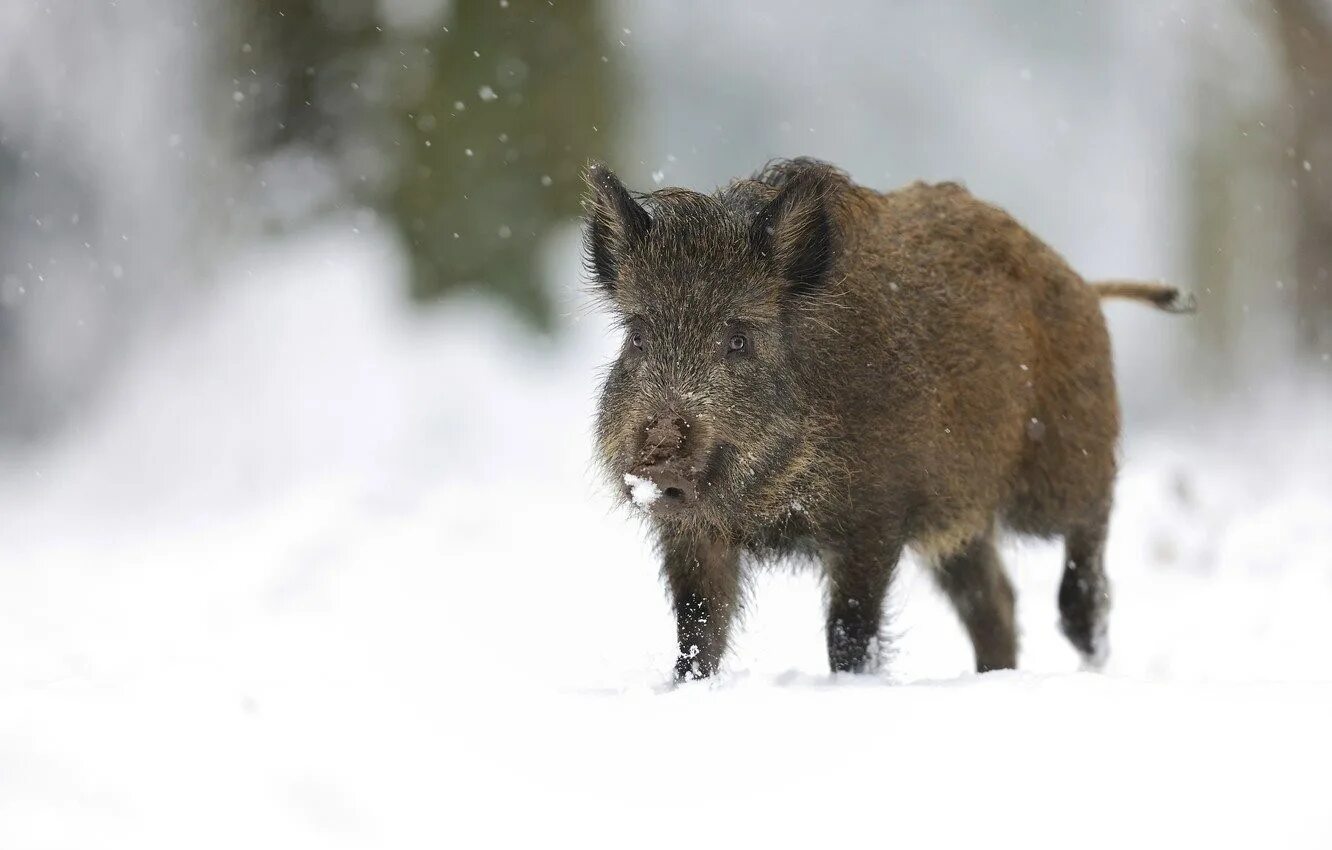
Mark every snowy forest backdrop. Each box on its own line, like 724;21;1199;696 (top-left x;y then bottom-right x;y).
1;2;1330;847
1;0;1329;437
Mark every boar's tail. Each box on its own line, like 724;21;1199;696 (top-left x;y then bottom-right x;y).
1091;280;1197;314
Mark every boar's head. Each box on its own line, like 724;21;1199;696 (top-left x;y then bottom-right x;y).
584;161;844;535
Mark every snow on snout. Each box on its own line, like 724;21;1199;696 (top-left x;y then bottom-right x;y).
623;473;662;508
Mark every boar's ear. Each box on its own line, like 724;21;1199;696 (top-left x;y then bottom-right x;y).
750;170;837;297
583;163;651;292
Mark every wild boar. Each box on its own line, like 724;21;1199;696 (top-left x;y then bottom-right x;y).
585;158;1193;680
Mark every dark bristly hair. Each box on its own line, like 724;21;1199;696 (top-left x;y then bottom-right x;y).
584;157;1191;681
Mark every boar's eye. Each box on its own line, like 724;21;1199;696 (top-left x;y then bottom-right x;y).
727;333;749;355
630;332;645;351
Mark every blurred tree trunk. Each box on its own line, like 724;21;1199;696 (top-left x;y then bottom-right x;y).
1272;0;1332;358
1186;93;1241;384
1184;27;1291;391
240;2;380;155
391;0;617;322
233;0;620;325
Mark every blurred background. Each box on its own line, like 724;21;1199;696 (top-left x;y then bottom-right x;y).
2;2;1331;846
1;0;1328;443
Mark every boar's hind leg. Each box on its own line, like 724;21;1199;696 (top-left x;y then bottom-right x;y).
662;534;741;682
824;540;902;674
1059;516;1110;669
934;532;1018;672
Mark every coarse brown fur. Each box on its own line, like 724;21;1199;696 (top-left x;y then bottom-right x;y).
584;158;1191;680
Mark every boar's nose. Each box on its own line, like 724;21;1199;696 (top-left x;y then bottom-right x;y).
639;412;691;467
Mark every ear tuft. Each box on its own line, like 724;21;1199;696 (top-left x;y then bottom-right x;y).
749;169;838;297
583;163;651;292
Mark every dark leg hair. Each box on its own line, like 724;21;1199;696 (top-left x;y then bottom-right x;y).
661;533;741;681
1059;514;1111;669
824;538;902;674
934;532;1018;672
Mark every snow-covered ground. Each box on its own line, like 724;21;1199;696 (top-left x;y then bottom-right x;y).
2;225;1330;848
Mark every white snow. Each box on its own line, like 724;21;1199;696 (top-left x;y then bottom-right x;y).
623;472;661;508
1;224;1330;847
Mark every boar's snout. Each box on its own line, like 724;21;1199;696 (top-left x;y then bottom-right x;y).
624;411;704;512
638;412;690;465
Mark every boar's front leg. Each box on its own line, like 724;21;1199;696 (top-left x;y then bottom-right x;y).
824;538;902;674
661;533;741;681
